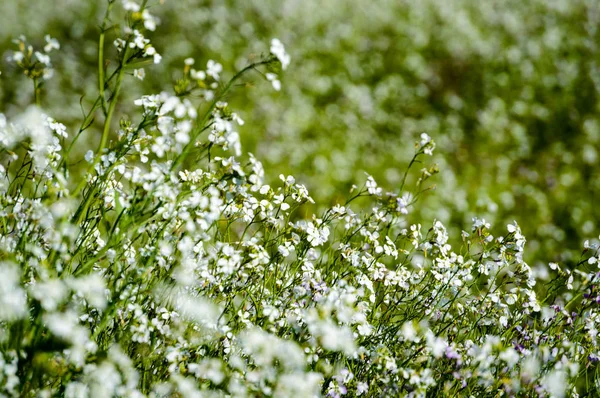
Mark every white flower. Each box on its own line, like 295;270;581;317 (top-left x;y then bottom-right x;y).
507;222;518;233
401;321;419;342
542;369;567;398
365;174;382;196
356;382;369;395
0;262;27;321
191;69;206;80
499;347;520;367
418;132;435;155
499;315;508;327
44;35;60;53
206;60;223;80
306;222;330;246
113;38;126;52
270;38;291;70
131;30;147;49
425;330;446;358
122;0;140;12
133;68;145;80
35;51;51;66
266;72;281;91
472;217;490;230
141;9;158;31
278;241;295;257
357;323;373;336
397;192;412;214
67;274;107;309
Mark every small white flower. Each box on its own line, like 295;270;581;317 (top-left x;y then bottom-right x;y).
397;192;412;214
270;38;291;70
113;38;126;52
122;0;140;12
35;51;51;66
472;217;491;230
356;321;371;336
191;69;206;80
131;30;147;49
356;382;369;396
0;262;28;321
266;72;281;91
418;132;435;155
365;174;382;196
133;68;145;80
44;35;60;53
259;185;270;195
499;315;508;327
141;9;158;31
206;60;223;80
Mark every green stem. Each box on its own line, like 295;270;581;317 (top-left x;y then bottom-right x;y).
33;78;40;107
98;2;114;115
73;54;126;197
399;151;421;193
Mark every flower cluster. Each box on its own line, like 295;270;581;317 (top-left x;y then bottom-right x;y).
0;2;599;398
7;34;59;81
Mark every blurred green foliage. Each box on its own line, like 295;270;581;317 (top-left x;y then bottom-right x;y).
2;0;600;266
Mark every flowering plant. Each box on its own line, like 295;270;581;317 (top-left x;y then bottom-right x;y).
0;1;599;397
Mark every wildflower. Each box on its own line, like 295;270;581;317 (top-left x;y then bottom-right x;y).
397;192;412;214
130;30;147;49
44;35;60;52
472;217;490;230
365;174;382;196
191;69;206;80
418;132;435;155
266;72;281;91
270;38;291;70
141;9;159;31
133;68;145;80
0;262;27;321
306;221;330;247
122;0;140;12
206;60;223;80
356;382;369;395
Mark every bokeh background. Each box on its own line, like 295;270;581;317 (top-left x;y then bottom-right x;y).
1;0;599;267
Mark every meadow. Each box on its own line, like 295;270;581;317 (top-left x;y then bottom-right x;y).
1;0;599;396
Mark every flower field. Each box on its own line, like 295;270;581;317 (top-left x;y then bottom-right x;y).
1;1;599;397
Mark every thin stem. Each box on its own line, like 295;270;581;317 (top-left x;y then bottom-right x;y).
399;151;421;193
33;78;40;107
73;49;126;197
98;2;114;115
